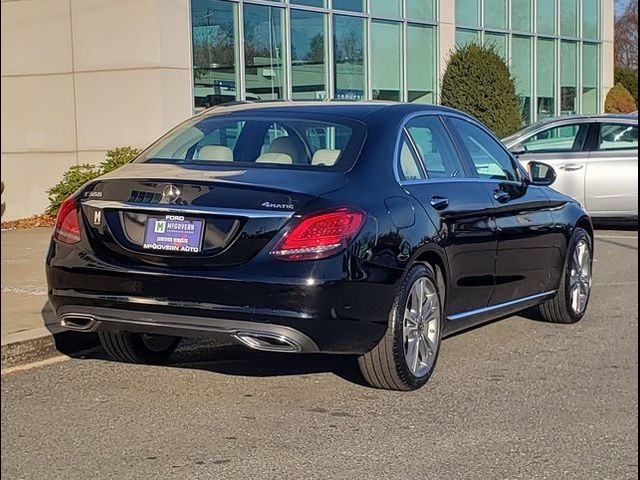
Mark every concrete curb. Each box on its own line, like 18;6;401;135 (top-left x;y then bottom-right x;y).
1;326;99;370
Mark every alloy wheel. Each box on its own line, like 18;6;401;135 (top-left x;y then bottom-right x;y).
569;238;591;315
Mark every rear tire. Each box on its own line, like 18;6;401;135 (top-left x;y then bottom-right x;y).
538;227;593;324
98;331;181;364
358;263;443;391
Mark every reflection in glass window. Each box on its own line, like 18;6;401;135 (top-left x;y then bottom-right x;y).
536;0;556;34
522;124;588;152
333;0;363;12
537;39;556;120
371;21;401;101
582;0;600;39
456;29;480;47
333;15;365;100
456;0;480;26
407;25;436;103
244;4;286;101
485;32;507;59
582;43;599;114
512;36;532;122
291;10;327;100
191;0;238;111
561;41;578;115
370;0;401;17
484;0;507;29
406;0;435;21
598;124;639;151
511;0;532;32
560;0;578;37
291;0;325;7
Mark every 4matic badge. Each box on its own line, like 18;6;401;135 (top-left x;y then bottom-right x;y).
261;201;295;210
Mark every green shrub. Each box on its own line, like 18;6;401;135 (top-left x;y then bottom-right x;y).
614;67;638;105
441;42;522;137
604;83;637;113
46;147;141;215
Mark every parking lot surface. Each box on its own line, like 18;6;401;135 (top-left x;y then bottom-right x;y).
1;230;637;479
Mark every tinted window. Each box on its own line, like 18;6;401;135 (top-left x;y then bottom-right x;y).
138;115;360;170
597;124;638;151
405;116;466;178
521;123;589;152
449;118;519;181
399;137;426;181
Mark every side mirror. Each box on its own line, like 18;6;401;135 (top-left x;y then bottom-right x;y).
528;161;557;186
509;143;528;156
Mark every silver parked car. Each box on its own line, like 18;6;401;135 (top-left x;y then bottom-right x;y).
503;114;638;221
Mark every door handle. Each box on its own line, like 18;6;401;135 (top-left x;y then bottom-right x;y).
559;164;584;171
429;195;449;210
493;190;511;203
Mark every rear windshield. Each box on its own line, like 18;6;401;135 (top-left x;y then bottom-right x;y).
136;113;365;171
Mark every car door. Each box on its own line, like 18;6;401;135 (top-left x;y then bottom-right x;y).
513;122;592;206
585;122;639;217
445;116;561;305
397;115;498;318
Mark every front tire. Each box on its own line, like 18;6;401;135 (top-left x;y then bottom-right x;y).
98;331;181;364
538;227;593;324
358;263;443;391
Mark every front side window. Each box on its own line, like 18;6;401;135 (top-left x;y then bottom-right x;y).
405;116;466;178
521;123;589;153
449;118;519;181
137;115;361;170
597;124;638;151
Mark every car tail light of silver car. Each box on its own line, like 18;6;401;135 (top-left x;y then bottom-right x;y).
53;197;81;244
270;208;365;261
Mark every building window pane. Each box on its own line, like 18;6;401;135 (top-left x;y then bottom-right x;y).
407;25;436;103
333;0;364;12
191;0;238;110
371;21;401;100
484;0;507;29
456;0;480;27
244;4;286;101
582;0;599;39
456;28;480;46
484;32;507;59
560;0;578;36
333;15;365;99
406;0;435;21
582;43;599;113
511;0;532;32
560;41;577;115
536;0;556;35
370;0;401;17
291;10;327;100
291;0;325;7
536;38;556;119
512;36;532;123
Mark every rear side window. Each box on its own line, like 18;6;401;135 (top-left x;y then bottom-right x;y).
137;115;362;170
521;123;589;152
597;123;638;151
448;118;520;181
404;116;466;178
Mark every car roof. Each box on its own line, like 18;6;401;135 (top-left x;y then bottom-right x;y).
198;100;462;122
531;113;638;126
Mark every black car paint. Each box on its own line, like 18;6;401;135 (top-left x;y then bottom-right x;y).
46;102;591;355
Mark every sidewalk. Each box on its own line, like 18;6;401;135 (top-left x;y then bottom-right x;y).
1;228;97;369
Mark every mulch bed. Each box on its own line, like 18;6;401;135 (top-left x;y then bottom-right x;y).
1;213;56;230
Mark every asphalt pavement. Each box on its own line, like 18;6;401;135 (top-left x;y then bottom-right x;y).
1;230;637;480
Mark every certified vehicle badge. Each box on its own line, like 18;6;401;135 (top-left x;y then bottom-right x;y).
161;184;181;204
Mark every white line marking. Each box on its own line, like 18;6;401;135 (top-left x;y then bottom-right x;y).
1;354;70;376
593;282;638;286
595;235;638;240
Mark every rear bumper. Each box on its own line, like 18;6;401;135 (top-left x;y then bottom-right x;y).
47;246;402;354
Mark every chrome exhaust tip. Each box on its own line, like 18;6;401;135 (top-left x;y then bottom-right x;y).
234;331;302;353
60;314;99;332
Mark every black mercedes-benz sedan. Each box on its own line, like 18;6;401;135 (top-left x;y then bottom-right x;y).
46;101;593;391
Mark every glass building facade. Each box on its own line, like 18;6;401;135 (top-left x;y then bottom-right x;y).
191;0;602;123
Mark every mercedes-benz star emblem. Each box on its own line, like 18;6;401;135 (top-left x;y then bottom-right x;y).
161;184;181;204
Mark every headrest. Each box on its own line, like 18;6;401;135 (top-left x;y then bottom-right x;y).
311;149;341;166
268;136;308;164
197;145;233;161
255;152;293;164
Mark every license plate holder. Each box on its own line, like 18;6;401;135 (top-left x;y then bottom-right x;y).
142;215;204;254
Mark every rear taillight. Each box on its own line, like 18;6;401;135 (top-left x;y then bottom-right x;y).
270;208;365;261
53;197;81;244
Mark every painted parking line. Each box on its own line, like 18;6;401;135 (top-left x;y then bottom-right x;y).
595;235;638;240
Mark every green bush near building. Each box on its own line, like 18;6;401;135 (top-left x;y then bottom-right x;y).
47;147;141;215
604;83;637;114
614;68;638;105
440;43;522;138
